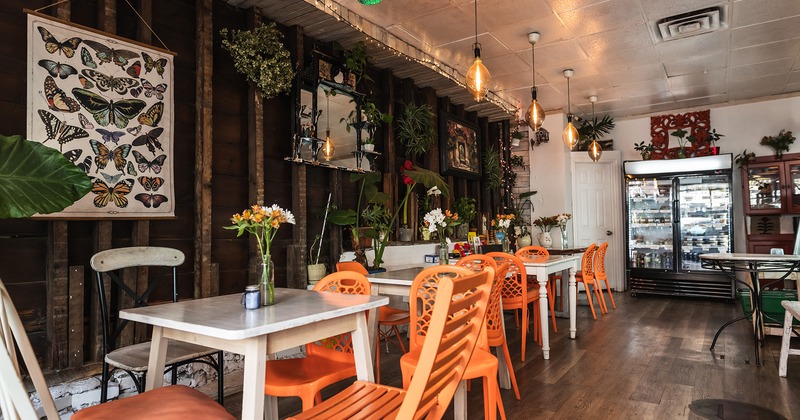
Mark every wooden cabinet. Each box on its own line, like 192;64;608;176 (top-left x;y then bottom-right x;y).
742;153;800;253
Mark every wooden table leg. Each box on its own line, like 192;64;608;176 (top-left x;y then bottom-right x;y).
145;326;168;390
496;301;511;389
241;335;269;420
352;311;375;382
569;266;577;339
454;380;468;420
537;267;550;360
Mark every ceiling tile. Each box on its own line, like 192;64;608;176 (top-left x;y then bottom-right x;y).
729;58;794;81
789;71;800;85
558;0;646;38
490;15;574;53
612;78;671;98
545;0;608;14
435;33;511;68
477;0;555;30
672;84;728;101
673;93;729;109
532;40;590;71
485;53;530;77
731;15;800;49
728;73;789;94
578;23;655;59
638;0;730;21
394;4;475;47
655;30;730;62
663;51;728;77
604;63;667;86
667;68;727;89
731;0;800;28
539;59;600;84
730;39;800;67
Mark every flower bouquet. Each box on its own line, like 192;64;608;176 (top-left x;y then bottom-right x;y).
533;215;558;232
225;204;295;306
556;213;572;249
492;213;515;252
424;208;461;264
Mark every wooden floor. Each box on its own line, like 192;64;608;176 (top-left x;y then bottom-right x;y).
224;293;800;419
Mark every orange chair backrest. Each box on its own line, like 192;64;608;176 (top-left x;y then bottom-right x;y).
397;268;493;419
515;246;549;261
484;263;510;346
486;252;528;304
455;254;498;272
408;266;475;352
335;261;369;275
581;243;598;280
595;242;608;280
308;271;371;361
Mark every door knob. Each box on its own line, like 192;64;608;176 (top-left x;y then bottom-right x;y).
606;230;613;236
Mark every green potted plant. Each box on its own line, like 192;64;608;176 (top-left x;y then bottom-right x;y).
633;141;655;160
396;103;435;158
706;128;725;155
342;99;392;152
342;41;371;85
454;197;477;239
734;149;757;168
0;134;92;218
671;128;690;158
510;121;525;147
219;23;295;99
483;145;502;189
577;114;615;151
760;129;795;159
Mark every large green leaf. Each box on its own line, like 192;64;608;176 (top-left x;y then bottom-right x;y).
405;166;450;198
0;134;92;218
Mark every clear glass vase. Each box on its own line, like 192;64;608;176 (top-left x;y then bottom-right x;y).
260;260;275;306
502;236;510;253
439;241;449;265
561;227;569;249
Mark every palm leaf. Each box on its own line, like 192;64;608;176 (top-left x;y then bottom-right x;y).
0;134;92;218
404;166;450;197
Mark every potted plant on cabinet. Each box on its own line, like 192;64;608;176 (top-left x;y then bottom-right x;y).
633;141;655;160
760;129;796;159
454;197;477;239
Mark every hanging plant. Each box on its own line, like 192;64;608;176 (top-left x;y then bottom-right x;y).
484;145;502;189
220;23;295;99
396;103;435;158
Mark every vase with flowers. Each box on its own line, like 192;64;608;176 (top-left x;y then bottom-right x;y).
225;204;295;306
492;213;515;253
556;213;572;249
533;215;558;249
424;208;461;265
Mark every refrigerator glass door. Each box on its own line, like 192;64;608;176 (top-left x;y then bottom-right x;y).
678;174;732;271
627;177;675;270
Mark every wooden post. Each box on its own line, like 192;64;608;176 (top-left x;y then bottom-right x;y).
288;25;306;289
194;0;214;298
68;266;84;368
247;9;265;285
329;171;342;265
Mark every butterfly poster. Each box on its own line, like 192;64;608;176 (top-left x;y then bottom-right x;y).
26;12;175;218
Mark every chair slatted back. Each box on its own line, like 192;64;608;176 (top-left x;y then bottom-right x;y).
91;247;185;354
581;243;599;280
397;268;493;419
308;272;371;361
455;254;497;272
0;278;59;419
407;266;475;352
515;246;549;261
595;242;608;280
335;261;369;275
487;253;528;304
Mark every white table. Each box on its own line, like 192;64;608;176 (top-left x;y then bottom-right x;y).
520;254;581;359
120;288;388;420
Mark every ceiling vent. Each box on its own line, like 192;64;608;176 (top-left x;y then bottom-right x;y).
655;6;726;42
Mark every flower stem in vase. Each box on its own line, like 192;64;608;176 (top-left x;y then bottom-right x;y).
260;259;275;306
561;227;569;249
438;241;449;265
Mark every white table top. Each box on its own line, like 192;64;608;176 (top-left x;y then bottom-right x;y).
520;254;581;266
700;253;800;262
367;267;425;285
120;288;388;340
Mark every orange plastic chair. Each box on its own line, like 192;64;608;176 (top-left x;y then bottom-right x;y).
401;265;510;420
286;268;493;419
515;246;558;333
263;271;371;411
0;277;233;420
575;244;606;319
594;242;615;311
336;261;409;383
488;252;541;360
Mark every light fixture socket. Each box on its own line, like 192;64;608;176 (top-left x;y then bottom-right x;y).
528;32;540;45
531;86;538;100
563;69;574;79
473;43;482;58
589;95;598;103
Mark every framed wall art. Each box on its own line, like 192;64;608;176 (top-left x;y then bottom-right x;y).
649;110;711;160
439;112;481;179
26;12;175;219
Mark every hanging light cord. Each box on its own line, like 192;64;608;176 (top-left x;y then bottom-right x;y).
474;0;478;46
531;45;536;87
567;76;571;116
326;93;330;132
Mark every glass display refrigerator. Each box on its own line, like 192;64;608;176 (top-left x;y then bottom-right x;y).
624;154;734;300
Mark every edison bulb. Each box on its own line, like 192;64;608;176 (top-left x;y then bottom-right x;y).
466;53;491;101
322;131;335;161
562;116;579;149
526;98;545;131
588;140;602;162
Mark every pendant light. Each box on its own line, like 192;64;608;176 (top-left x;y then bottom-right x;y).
561;69;579;150
526;32;545;134
322;92;335;161
465;0;491;101
587;96;602;162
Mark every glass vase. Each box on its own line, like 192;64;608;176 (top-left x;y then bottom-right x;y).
561;227;569;249
501;236;510;253
260;260;275;306
439;241;449;265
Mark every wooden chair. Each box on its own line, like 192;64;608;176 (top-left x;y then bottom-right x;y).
487;252;541;360
264;271;371;411
0;276;233;420
401;265;509;420
574;244;606;319
90;247;223;403
779;300;800;377
286;268;493;419
594;242;615;311
515;246;559;333
336;261;409;383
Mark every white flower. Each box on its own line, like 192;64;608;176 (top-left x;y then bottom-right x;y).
427;186;442;196
556;213;572;223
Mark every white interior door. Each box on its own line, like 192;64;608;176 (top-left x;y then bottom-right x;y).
571;151;625;291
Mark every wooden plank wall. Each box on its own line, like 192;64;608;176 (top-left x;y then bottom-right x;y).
0;0;509;375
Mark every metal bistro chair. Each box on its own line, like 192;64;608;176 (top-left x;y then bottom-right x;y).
0;276;233;420
287;268;493;419
91;247;223;403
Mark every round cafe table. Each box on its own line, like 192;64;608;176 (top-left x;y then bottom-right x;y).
700;253;800;366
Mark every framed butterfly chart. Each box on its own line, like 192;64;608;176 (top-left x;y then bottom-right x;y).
26;12;175;219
